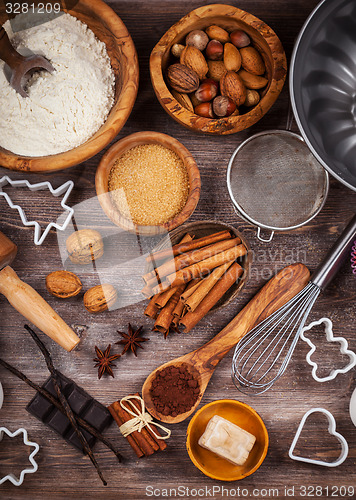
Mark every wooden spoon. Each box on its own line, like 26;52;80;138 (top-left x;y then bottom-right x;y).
0;26;54;97
142;263;310;423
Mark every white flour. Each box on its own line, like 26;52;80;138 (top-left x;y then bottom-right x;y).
0;13;115;157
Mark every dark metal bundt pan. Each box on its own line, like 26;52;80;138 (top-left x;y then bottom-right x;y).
290;0;356;191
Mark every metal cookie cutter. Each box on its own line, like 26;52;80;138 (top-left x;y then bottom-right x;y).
300;318;356;383
0;382;3;409
289;408;349;467
0;427;40;486
0;176;74;245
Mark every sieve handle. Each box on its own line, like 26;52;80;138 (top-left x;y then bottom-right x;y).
257;227;274;243
311;213;356;291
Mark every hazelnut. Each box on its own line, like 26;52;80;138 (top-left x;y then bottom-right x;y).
206;40;223;60
244;89;260;107
186;30;209;51
201;78;219;93
230;30;251;48
194;102;214;118
195;81;217;102
171;43;185;58
212;96;236;117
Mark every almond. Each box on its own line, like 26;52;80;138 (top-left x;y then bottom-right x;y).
166;63;199;93
223;43;241;72
238;69;268;89
244;89;260;107
220;70;247;106
207;60;227;81
180;45;208;80
46;270;82;299
240;46;266;75
84;284;117;313
205;25;230;43
171;90;194;112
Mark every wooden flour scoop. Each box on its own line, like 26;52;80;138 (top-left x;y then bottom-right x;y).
142;263;310;424
0;26;54;98
0;231;80;351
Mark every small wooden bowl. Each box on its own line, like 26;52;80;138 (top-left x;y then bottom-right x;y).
95;131;201;235
148;220;251;311
0;0;139;172
186;399;269;481
150;4;287;135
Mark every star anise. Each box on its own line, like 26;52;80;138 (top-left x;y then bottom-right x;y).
93;344;120;379
116;324;149;356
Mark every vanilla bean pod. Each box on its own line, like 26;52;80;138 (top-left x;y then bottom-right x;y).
24;325;107;486
0;357;123;462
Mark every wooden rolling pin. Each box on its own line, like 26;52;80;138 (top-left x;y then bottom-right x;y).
0;231;80;351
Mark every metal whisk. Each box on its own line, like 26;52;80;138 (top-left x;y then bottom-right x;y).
232;214;356;394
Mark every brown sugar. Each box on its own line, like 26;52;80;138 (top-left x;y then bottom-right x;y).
108;144;189;226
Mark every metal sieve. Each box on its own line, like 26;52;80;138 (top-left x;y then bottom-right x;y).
227;130;329;242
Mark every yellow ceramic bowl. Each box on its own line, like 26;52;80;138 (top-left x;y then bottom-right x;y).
186;399;268;481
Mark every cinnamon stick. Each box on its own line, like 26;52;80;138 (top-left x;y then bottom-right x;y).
153;244;247;293
144;233;193;282
120;399;159;452
130;393;167;452
180;279;202;302
185;261;233;312
108;403;144;458
109;401;155;457
154;285;185;334
145;237;241;284
146;230;231;264
179;262;243;333
155;286;176;308
172;280;197;318
144;294;161;319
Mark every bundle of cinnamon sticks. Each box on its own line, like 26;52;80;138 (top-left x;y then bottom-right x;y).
109;393;167;458
143;230;247;335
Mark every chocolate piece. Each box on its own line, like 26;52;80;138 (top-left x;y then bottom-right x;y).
27;372;112;453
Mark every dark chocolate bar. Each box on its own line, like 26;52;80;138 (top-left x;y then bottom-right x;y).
26;372;112;453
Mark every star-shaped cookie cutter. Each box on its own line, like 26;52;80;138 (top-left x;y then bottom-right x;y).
0;175;74;246
300;317;356;383
0;427;40;486
289;408;349;467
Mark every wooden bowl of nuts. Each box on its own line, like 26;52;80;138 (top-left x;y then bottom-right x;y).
150;4;287;135
0;0;139;172
95;131;201;236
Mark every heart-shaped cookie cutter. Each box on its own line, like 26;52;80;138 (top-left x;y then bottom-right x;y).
289;408;349;467
0;427;40;486
0;175;74;246
300;317;356;382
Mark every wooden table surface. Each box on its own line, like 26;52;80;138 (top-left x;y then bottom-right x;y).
1;1;356;498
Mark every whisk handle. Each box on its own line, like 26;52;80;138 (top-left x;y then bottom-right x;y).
312;213;356;291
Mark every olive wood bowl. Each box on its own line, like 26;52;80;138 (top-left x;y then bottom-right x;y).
95;131;201;236
186;399;268;481
0;0;139;172
150;3;287;135
147;220;251;311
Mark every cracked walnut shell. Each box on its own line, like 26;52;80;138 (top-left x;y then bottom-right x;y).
66;229;104;265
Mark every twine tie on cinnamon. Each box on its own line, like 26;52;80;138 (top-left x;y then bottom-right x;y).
119;395;171;440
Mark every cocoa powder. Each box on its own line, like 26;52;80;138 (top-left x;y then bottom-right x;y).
150;363;200;417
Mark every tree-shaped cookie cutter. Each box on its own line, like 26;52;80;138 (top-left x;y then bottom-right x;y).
0;427;40;486
300;318;356;382
0;175;74;245
289;408;349;467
